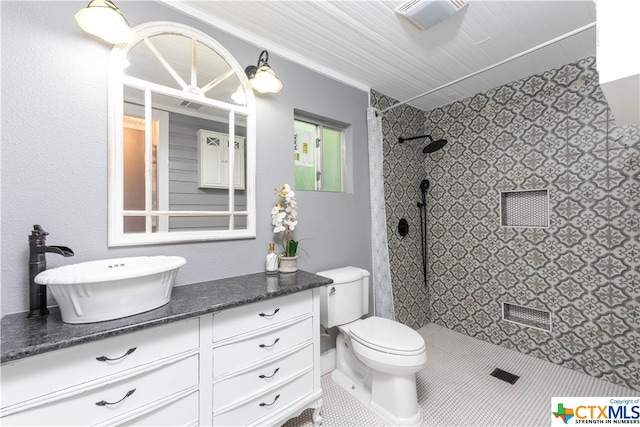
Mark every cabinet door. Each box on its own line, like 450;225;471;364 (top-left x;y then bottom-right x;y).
119;390;199;426
213;370;314;427
212;291;311;343
197;130;245;189
213;344;313;411
197;130;225;188
2;355;199;426
1;318;199;411
213;317;312;378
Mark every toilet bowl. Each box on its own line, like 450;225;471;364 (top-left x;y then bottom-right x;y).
317;267;427;426
347;317;427;374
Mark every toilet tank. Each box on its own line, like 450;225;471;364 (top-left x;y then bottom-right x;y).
316;266;370;328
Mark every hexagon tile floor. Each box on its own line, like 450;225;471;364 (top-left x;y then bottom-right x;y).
284;323;638;427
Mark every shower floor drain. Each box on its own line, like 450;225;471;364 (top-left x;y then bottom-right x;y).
490;368;519;385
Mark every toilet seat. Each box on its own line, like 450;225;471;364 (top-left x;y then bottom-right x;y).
348;317;426;356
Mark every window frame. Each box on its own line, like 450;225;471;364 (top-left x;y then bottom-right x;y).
294;113;347;193
108;22;256;246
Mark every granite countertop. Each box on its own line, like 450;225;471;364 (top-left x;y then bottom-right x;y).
1;270;333;364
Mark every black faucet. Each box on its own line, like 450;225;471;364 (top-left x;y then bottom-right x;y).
28;225;74;318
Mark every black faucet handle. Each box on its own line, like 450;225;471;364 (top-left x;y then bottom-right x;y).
30;225;49;247
32;224;48;236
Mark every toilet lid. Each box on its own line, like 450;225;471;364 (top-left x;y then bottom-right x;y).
349;317;426;356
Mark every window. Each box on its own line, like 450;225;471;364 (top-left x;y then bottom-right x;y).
294;116;346;192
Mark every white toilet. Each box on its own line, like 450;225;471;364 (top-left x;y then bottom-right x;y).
317;266;427;426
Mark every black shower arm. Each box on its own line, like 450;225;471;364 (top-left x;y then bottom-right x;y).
398;135;434;144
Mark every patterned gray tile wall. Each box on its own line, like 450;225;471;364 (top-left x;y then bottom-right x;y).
371;56;640;391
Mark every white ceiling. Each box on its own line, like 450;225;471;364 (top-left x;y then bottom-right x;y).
165;0;597;112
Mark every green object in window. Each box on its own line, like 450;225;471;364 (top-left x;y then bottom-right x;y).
322;127;342;192
293;118;345;192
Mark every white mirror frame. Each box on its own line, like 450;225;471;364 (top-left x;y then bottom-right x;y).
108;22;256;246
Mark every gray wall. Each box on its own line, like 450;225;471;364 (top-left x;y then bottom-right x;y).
1;1;372;315
373;57;640;391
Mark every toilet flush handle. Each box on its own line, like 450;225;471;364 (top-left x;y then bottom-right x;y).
330;286;336;295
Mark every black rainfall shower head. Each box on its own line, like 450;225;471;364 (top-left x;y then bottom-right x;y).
423;138;447;153
398;134;448;154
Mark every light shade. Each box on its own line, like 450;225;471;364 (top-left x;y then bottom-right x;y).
245;50;283;94
251;65;283;94
75;0;136;45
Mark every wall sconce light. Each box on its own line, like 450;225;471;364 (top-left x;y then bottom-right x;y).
75;0;136;45
244;50;283;94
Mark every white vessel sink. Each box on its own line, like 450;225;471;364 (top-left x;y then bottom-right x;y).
35;256;186;324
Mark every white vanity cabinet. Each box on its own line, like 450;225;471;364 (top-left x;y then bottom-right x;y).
1;317;200;426
1;288;323;427
211;290;323;426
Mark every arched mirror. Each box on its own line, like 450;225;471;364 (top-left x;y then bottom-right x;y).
108;22;256;246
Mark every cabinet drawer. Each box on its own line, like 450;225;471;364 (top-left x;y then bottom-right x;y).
213;317;312;377
213;344;313;411
118;390;199;426
213;370;313;427
2;354;199;426
1;318;199;410
212;291;310;342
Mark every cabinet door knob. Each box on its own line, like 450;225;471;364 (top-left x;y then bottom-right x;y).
259;338;280;349
95;347;137;362
258;367;280;379
95;388;136;406
259;394;280;407
258;308;280;318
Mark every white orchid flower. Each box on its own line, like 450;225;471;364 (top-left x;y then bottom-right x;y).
271;184;301;257
285;220;297;231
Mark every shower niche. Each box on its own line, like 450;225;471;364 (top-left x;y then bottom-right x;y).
502;302;552;332
500;189;549;228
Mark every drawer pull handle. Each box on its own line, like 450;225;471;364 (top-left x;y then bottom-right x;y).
95;388;136;406
259;338;280;349
259;367;280;379
259;394;280;407
259;308;280;318
96;347;137;362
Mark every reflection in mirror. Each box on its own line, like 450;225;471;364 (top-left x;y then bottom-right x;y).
109;22;255;246
125;33;245;106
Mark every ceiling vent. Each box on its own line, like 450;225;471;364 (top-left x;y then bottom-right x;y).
395;0;468;30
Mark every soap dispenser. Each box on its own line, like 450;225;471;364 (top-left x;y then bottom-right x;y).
266;242;278;274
